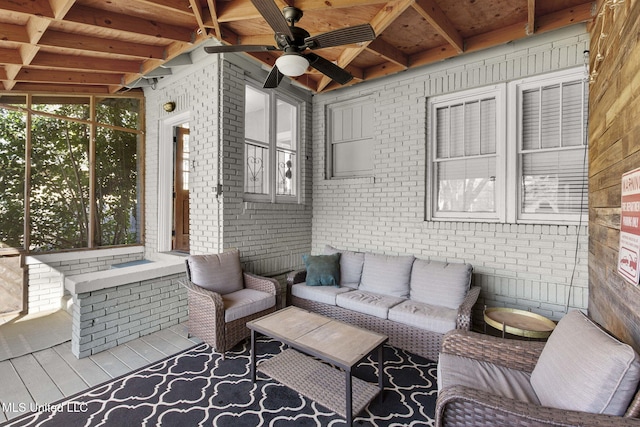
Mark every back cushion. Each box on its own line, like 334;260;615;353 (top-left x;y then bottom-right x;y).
359;253;414;298
530;310;640;416
324;245;365;287
410;259;472;309
187;249;244;294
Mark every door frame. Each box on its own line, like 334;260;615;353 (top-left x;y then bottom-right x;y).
158;111;190;253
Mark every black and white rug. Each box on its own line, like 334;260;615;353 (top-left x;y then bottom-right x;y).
2;338;437;426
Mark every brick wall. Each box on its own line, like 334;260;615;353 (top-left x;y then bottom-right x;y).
25;247;144;313
311;25;590;322
71;273;187;358
144;53;313;278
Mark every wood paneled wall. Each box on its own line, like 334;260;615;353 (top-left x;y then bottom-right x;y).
588;0;640;351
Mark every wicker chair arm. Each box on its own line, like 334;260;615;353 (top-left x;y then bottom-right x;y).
179;279;224;306
286;268;307;286
441;329;545;373
455;286;480;330
243;272;278;296
436;384;640;427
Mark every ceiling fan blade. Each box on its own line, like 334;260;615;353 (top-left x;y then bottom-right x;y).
305;24;375;50
250;0;293;39
304;53;352;85
263;65;285;88
205;45;277;54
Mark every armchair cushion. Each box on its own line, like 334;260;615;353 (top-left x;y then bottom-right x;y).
222;288;276;322
187;250;244;294
438;353;540;404
302;253;341;287
530;310;640;416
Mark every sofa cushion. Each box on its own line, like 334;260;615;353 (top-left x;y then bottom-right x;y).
336;290;405;319
223;288;275;322
410;259;472;309
187;250;243;295
388;300;458;334
438;353;540;404
302;253;341;287
359;253;415;298
530;310;640;416
291;282;353;306
324;245;365;288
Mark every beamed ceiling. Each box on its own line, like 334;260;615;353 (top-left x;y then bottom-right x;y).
0;0;595;94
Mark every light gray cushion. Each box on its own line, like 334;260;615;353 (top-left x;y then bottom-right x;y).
359;253;415;298
335;290;405;319
324;245;365;288
187;250;244;294
388;300;457;334
410;259;472;309
223;288;275;322
438;353;540;404
291;282;353;306
530;310;640;416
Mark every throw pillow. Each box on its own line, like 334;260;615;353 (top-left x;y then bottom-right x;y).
302;253;341;287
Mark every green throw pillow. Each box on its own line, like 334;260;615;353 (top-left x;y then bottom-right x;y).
302;253;341;287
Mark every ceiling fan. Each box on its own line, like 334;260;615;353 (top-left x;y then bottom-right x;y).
204;0;376;89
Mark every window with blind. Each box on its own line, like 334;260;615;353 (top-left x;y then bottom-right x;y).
430;85;505;220
516;73;588;222
244;83;299;202
327;98;374;178
428;67;588;224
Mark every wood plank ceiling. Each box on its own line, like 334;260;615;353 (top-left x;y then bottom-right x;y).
0;0;595;94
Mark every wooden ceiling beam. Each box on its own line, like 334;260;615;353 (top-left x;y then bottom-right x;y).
63;4;195;42
38;30;167;59
11;82;112;94
366;37;408;68
1;0;54;18
48;0;76;19
527;0;536;35
15;68;123;85
189;0;209;37
0;23;31;44
129;0;193;17
318;0;413;91
216;0;382;22
31;52;142;74
205;0;223;39
534;2;594;34
412;0;464;53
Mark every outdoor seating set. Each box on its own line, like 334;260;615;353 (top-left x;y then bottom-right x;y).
180;248;640;426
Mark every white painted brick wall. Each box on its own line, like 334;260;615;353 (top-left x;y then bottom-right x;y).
311;25;590;322
25;248;144;313
71;273;187;358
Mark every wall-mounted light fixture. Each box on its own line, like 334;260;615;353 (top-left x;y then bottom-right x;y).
163;101;176;112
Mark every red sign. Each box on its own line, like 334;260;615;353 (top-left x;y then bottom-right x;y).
618;167;640;285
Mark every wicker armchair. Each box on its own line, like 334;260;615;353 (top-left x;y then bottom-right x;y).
180;250;278;357
436;323;640;427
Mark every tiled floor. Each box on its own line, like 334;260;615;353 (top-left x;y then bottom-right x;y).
0;320;201;423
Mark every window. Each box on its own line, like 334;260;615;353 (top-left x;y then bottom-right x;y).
244;84;299;201
326;98;374;178
430;85;506;221
429;68;588;224
514;72;589;222
0;94;143;252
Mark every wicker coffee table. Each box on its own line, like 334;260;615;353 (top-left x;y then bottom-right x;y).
247;306;388;425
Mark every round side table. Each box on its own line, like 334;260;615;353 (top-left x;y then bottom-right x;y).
484;307;556;339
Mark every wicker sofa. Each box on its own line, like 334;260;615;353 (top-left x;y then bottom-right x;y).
287;245;480;361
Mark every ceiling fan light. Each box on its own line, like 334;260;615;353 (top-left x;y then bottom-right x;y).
275;54;309;77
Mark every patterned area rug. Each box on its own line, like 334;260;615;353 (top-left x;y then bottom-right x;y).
1;337;437;426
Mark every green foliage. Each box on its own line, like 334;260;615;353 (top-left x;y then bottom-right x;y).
0;98;141;251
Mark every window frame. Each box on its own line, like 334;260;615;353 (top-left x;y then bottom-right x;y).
428;84;507;222
326;97;375;179
243;80;301;204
